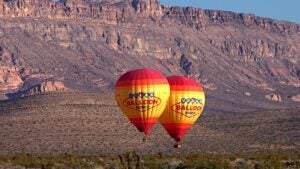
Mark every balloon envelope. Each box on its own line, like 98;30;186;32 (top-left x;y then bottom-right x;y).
159;76;205;142
115;69;170;136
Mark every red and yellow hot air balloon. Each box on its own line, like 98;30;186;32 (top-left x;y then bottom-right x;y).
159;76;205;148
115;69;170;141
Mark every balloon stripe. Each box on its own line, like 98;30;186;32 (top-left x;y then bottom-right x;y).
116;85;170;90
116;79;168;87
131;121;156;135
160;123;193;128
129;117;159;123
115;69;170;137
164;127;190;142
159;76;205;143
117;69;166;81
167;76;201;86
170;85;203;91
117;77;167;82
129;117;159;135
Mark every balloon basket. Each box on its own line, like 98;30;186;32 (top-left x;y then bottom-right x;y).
174;143;181;149
143;136;148;143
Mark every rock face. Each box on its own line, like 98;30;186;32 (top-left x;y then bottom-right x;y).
0;47;23;93
0;46;69;97
0;66;23;93
265;94;282;102
132;0;162;16
290;95;300;102
0;0;162;21
244;92;251;97
0;0;299;33
164;7;300;33
0;47;16;66
22;80;69;97
0;0;299;112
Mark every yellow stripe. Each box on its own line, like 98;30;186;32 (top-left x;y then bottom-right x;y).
115;84;170;120
159;90;205;124
116;84;170;89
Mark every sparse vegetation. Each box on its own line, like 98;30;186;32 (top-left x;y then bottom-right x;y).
0;93;299;169
0;151;300;169
0;93;300;155
0;0;299;167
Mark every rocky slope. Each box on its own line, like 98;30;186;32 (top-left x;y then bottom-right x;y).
0;0;299;112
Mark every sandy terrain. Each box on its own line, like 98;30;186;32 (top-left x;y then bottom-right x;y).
0;93;299;155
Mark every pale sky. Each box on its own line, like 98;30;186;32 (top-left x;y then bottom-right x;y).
160;0;300;24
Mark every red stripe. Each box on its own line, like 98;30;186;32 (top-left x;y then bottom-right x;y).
162;123;193;129
167;76;203;91
162;123;193;142
130;117;159;123
170;85;203;91
164;127;190;142
129;117;159;135
117;69;166;81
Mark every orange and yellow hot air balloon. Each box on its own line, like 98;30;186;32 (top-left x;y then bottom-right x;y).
115;69;170;141
159;76;205;148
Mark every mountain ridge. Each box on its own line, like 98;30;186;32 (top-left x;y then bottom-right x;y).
0;0;299;32
0;0;299;113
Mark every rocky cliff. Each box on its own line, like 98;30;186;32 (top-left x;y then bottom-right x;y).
0;0;299;33
0;0;163;21
164;7;300;33
0;0;299;112
0;66;23;92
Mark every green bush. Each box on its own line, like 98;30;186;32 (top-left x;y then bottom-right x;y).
0;151;299;169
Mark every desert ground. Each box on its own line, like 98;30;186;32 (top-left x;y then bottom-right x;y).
0;92;299;155
0;0;299;168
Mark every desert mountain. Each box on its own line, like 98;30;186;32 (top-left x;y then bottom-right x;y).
0;0;299;112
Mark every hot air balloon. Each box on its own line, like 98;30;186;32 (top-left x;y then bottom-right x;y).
159;76;205;148
115;69;170;142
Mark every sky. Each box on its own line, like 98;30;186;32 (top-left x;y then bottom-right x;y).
160;0;300;24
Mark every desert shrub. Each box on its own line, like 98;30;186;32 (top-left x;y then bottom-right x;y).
182;154;232;169
142;153;231;169
0;151;299;169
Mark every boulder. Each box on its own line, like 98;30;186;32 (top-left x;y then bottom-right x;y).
265;94;282;102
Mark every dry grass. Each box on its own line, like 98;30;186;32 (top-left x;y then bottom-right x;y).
0;92;299;155
0;151;299;169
